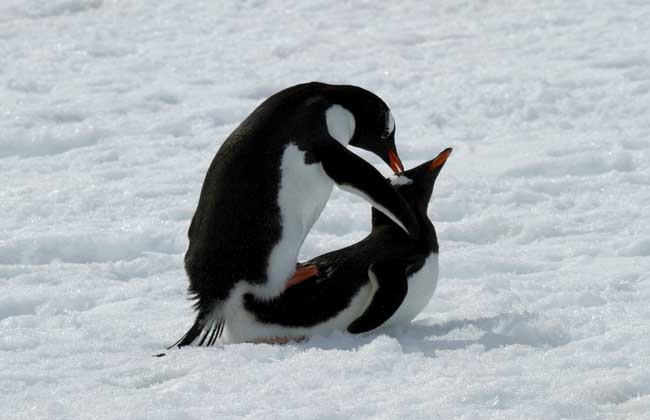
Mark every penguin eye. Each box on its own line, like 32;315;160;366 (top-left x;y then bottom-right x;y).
381;129;391;139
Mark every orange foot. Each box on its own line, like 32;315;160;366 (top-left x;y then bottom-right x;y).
286;264;319;288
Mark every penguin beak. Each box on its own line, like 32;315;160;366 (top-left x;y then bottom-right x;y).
388;147;404;174
429;148;452;171
286;264;319;288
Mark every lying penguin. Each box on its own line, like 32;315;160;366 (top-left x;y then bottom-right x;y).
227;148;452;343
173;82;420;347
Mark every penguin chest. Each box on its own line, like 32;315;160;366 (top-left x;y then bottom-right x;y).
383;253;440;328
264;144;334;295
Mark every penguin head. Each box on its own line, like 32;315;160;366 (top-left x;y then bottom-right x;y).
325;84;404;174
373;148;452;227
348;106;403;175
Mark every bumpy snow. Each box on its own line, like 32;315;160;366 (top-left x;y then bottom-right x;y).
2;1;650;419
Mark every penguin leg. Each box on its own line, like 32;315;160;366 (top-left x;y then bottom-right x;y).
286;264;319;288
347;261;409;334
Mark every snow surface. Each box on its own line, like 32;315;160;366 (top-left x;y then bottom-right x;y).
2;1;650;419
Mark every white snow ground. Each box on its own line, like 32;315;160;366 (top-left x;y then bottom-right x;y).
2;0;650;418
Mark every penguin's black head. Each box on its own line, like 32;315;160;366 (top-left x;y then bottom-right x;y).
328;84;404;174
372;148;452;227
349;106;402;175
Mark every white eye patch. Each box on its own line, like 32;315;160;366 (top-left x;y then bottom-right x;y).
387;111;395;134
326;104;356;145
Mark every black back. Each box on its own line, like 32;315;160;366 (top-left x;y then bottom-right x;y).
244;226;424;327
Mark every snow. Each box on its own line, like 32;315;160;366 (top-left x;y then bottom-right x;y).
389;174;414;186
2;0;650;419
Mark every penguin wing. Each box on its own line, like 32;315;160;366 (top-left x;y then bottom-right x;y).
347;261;409;334
315;140;420;239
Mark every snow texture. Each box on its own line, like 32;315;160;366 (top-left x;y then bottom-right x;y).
2;1;650;419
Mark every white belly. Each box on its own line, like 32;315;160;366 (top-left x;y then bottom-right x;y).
221;144;340;341
380;253;439;329
257;143;334;297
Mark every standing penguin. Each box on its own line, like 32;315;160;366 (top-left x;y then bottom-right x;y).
238;148;452;343
172;82;419;347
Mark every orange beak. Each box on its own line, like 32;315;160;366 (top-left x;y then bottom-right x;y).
388;149;404;174
286;264;319;288
429;148;452;171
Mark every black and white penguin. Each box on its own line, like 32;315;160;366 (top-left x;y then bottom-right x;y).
236;148;452;343
172;82;420;347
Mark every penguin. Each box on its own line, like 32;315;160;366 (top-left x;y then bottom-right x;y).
172;82;420;347
236;148;452;343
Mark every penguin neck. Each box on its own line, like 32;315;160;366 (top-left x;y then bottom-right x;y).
372;208;438;253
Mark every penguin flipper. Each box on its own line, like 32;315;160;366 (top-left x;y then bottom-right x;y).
347;262;408;334
315;141;420;239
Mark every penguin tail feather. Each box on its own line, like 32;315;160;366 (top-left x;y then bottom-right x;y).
168;305;224;349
